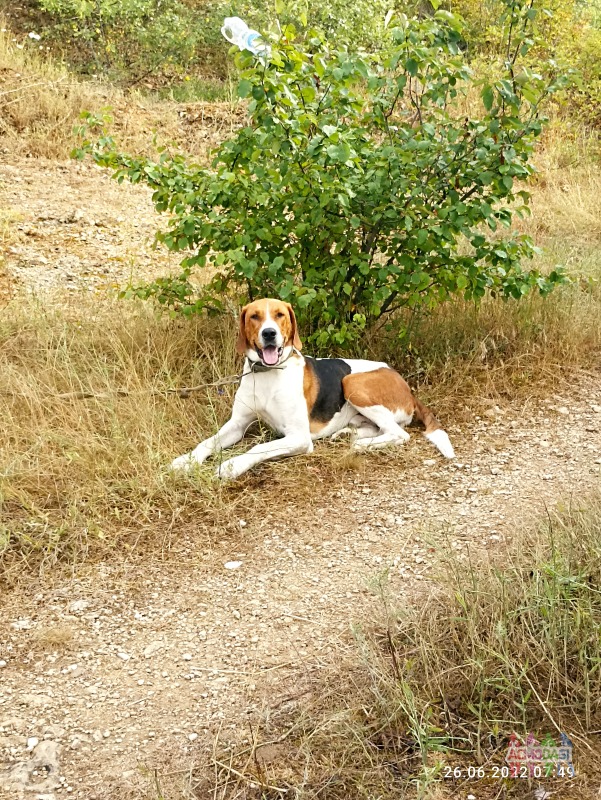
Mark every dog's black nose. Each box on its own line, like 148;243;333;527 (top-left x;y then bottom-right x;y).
262;327;277;341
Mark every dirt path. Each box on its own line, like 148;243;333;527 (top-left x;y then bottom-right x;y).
2;156;601;798
1;157;182;303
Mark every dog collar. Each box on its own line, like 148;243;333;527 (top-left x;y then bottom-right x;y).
245;347;302;375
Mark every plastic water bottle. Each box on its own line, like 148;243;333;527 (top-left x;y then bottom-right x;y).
221;17;269;57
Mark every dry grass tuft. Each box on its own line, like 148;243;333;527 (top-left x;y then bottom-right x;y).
387;281;601;415
0;25;109;159
32;624;75;650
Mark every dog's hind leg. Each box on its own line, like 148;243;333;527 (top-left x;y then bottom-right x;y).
349;405;410;451
331;422;380;441
330;413;379;442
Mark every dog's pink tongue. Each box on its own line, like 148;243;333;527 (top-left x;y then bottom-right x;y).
262;346;279;366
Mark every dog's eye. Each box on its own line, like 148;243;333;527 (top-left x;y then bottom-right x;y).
250;313;260;321
275;312;285;319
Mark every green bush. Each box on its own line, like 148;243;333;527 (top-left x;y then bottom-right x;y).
77;0;568;350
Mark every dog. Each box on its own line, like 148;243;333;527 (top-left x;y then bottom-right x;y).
170;298;455;480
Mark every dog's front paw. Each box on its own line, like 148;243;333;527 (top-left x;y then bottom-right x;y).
215;457;247;482
169;453;197;474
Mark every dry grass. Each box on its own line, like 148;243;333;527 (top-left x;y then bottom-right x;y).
191;497;601;799
0;24;245;161
386;281;601;413
0;297;254;581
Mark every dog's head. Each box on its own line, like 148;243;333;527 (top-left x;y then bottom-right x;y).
236;299;302;366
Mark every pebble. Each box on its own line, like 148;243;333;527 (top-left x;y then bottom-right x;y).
68;600;89;613
0;660;6;668
116;652;131;661
143;641;164;658
224;561;243;570
10;619;32;631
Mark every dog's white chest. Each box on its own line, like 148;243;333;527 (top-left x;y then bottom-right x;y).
236;361;308;435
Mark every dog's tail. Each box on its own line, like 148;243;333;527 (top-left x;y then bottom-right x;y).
413;399;455;459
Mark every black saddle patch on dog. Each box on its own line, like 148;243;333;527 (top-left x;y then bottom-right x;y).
305;357;352;422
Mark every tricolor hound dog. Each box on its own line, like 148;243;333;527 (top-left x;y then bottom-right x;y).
170;298;455;480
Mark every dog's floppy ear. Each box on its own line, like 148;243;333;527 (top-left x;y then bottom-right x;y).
236;305;249;354
286;303;303;351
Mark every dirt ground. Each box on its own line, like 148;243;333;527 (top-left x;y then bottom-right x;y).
1;157;601;799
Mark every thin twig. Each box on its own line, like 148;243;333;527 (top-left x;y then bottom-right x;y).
213;759;288;794
0;78;64;97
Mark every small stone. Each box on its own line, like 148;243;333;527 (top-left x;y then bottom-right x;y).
188;732;198;741
116;652;130;661
423;459;436;467
182;653;193;661
0;660;6;668
10;619;32;631
224;561;242;570
27;736;39;750
68;600;89;613
232;610;241;620
31;740;61;775
592;404;601;413
490;467;500;475
557;406;569;415
44;725;65;739
239;519;247;527
143;641;163;658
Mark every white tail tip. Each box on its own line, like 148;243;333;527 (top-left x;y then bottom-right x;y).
425;428;455;459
